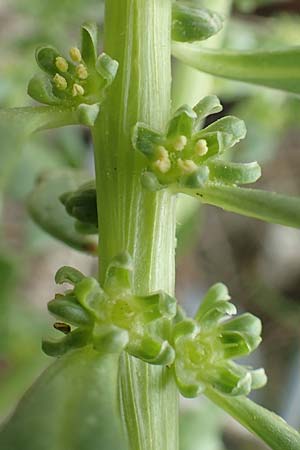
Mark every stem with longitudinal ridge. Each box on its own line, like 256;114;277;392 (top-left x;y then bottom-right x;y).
92;1;178;449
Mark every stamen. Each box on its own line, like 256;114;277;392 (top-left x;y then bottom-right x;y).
55;56;68;73
76;64;88;80
69;47;82;63
177;158;198;174
173;135;187;152
53;73;67;90
72;83;85;97
195;139;208;156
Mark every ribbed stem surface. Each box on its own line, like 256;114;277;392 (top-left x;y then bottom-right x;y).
93;1;178;449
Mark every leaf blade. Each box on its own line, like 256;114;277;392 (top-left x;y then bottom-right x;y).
183;184;300;229
172;43;300;95
206;388;300;450
0;348;127;450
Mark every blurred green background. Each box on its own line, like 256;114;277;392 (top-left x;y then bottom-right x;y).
1;1;300;449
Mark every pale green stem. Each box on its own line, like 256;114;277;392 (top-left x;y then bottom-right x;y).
93;1;178;449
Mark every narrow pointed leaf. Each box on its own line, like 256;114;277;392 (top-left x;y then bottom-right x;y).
184;184;300;229
172;43;300;95
206;388;300;450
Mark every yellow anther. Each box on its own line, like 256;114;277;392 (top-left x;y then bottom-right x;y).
55;56;68;73
177;158;198;174
173;135;187;152
72;83;85;97
156;145;169;159
69;47;82;63
53;73;67;91
153;159;171;174
154;146;171;173
76;64;88;80
195;139;208;156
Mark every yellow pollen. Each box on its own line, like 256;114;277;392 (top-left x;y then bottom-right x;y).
72;83;85;97
53;73;67;90
156;145;169;159
173;135;187;151
76;64;88;80
55;56;68;73
69;47;82;63
195;139;208;156
177;158;198;174
154;146;171;173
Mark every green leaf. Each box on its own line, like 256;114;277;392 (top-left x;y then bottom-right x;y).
47;298;92;327
55;266;85;286
141;172;165;192
172;43;300;95
194;284;236;329
132;123;163;156
198;116;247;148
81;22;98;67
193;95;223;130
0;348;127;450
35;45;60;75
76;103;100;127
104;251;133;293
179;166;210;189
208;160;261;185
95;53;119;85
61;182;98;226
167;104;196;138
42;328;91;357
185;184;300;229
208;361;252;396
28;73;60;105
172;3;223;43
93;324;129;353
0;106;78;137
206;388;300;450
27;169;98;254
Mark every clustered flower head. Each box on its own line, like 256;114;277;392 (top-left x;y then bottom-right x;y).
27;23;118;126
173;283;267;398
132;95;261;192
44;254;267;400
43;252;176;366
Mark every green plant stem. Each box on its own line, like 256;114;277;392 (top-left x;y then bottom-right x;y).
93;1;178;449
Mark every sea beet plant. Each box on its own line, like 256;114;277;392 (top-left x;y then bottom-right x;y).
1;2;300;450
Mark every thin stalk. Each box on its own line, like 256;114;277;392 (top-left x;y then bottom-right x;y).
93;1;178;449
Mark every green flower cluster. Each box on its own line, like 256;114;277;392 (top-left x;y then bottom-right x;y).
28;23;118;126
44;254;266;399
132;96;261;192
173;283;266;398
43;252;176;365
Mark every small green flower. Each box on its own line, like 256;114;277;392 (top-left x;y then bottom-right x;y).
43;252;176;365
173;283;267;398
27;23;118;127
132;95;261;192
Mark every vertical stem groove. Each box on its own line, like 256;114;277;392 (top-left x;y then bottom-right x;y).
93;1;178;449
